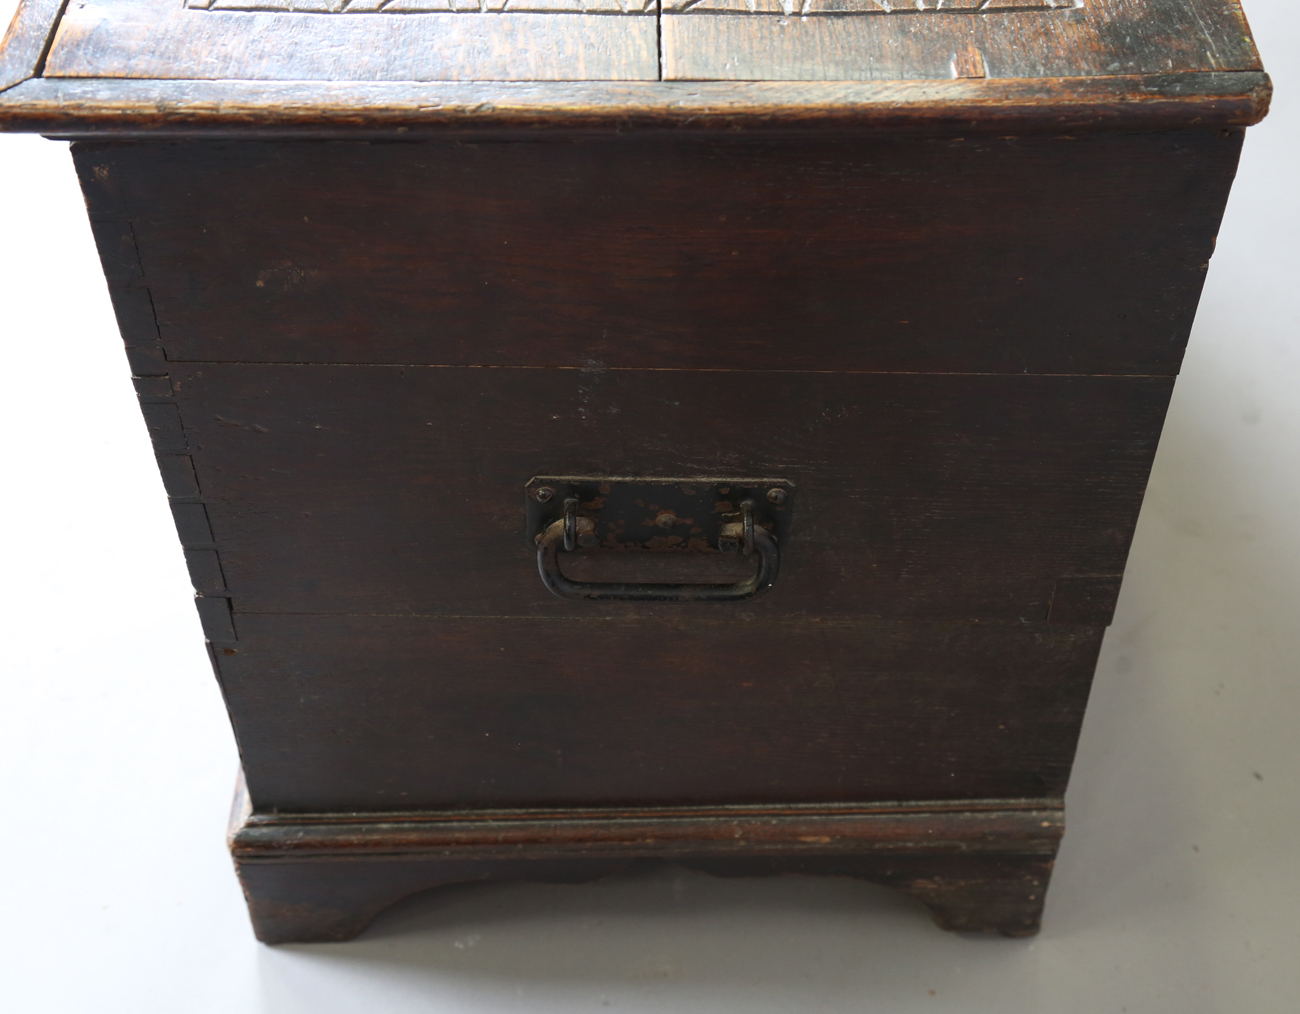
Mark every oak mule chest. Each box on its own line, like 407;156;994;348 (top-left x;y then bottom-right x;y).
0;0;1269;942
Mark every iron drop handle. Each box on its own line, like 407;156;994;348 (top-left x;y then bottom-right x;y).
536;502;780;603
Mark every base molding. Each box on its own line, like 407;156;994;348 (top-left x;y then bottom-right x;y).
228;780;1063;943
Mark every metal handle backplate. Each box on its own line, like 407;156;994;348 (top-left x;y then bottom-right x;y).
527;476;793;603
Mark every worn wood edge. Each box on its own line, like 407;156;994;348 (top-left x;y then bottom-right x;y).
0;0;67;93
0;71;1271;136
228;793;1065;863
228;765;254;847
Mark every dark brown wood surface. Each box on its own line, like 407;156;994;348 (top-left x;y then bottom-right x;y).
0;72;1272;136
39;0;1259;84
226;788;1062;940
0;0;1270;138
662;0;1261;82
0;0;65;93
214;613;1101;811
7;0;1266;942
230;796;1065;862
234;848;1058;941
162;364;1166;623
74;131;1240;375
61;119;1243;940
45;1;658;82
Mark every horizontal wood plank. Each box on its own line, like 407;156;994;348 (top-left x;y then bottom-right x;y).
231;796;1065;860
45;1;658;82
215;613;1101;810
156;365;1170;622
72;132;1240;375
39;0;1262;85
0;73;1270;135
227;783;1064;941
0;0;65;93
662;0;1261;82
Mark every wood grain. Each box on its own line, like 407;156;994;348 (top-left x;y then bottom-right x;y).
231;796;1064;861
45;0;658;82
662;0;1262;82
1;73;1270;136
234;845;1058;941
1;0;1275;945
38;0;1262;85
0;0;66;93
224;778;1063;942
72;132;1241;376
154;364;1168;623
214;613;1101;811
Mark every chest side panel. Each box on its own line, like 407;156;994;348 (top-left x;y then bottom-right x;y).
162;365;1169;623
72;133;1211;812
217;613;1102;811
74;131;1241;376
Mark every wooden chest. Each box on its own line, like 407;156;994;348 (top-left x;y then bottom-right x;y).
0;0;1269;942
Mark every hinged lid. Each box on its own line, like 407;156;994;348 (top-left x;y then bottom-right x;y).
0;0;1269;134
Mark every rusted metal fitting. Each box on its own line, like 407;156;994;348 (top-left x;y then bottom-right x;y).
562;497;580;551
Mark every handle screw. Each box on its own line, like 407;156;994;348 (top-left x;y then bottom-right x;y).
767;488;787;504
535;486;555;503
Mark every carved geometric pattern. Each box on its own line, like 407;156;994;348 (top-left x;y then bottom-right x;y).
664;0;1079;12
184;0;1081;12
185;0;656;11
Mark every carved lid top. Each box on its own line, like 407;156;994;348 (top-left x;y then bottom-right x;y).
0;0;1269;135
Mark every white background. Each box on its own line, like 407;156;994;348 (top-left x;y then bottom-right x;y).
1;3;1297;1010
